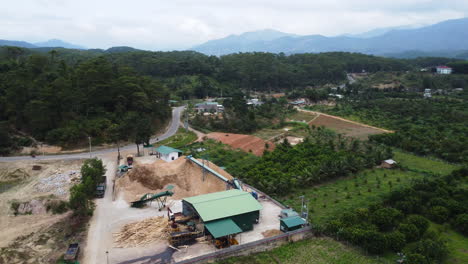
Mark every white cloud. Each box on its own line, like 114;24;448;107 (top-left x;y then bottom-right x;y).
0;0;467;50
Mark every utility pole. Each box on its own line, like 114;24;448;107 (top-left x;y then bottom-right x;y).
299;195;305;218
106;250;109;264
88;136;92;158
184;110;189;131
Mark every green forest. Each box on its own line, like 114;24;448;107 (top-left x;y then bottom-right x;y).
0;45;467;156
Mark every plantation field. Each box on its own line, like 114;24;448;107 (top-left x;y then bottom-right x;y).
215;237;391;264
155;128;197;149
281;151;459;226
282;168;424;225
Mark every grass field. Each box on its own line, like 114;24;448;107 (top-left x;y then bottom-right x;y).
155;128;197;149
287;111;318;123
393;150;460;175
215;237;391;264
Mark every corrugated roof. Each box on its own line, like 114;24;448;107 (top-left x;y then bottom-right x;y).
184;190;262;222
205;218;242;238
281;216;306;228
156;145;182;155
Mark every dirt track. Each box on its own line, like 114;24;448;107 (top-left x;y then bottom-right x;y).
206;132;275;156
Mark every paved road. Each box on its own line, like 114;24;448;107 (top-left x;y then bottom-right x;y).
0;106;185;162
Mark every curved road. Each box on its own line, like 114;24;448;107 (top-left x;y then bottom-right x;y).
0;106;185;162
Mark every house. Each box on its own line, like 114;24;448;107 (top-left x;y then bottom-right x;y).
424;89;432;98
436;66;452;75
289;99;306;106
155;145;182;162
381;159;397;169
247;98;264;106
195;102;224;113
182;190;263;239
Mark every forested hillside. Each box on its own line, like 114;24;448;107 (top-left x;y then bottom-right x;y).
0;45;464;155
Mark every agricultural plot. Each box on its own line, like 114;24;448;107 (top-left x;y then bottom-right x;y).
205;132;275;156
309;114;388;140
215;237;391;264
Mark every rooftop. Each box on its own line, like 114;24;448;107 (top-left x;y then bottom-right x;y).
205;218;242;238
183;189;262;222
155;145;183;155
280;215;307;228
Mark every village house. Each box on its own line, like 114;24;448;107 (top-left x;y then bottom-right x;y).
381;159;397;169
436;66;452;75
195;102;224;113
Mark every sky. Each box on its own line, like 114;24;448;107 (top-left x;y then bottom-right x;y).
1;0;468;50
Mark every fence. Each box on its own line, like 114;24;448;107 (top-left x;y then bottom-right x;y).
176;226;312;264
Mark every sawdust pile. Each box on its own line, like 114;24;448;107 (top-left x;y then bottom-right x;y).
116;156;233;201
262;229;283;238
114;217;169;248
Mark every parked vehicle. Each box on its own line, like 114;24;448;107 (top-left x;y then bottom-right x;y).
95;176;107;198
63;243;80;262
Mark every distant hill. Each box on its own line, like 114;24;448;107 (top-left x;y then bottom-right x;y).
192;29;297;55
34;39;86;49
192;17;468;56
0;40;37;48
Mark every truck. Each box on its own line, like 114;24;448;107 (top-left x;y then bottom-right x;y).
63;243;80;262
95;176;107;198
127;155;134;166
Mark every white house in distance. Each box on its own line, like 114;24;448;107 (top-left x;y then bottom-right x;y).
436;66;452;75
155;146;183;162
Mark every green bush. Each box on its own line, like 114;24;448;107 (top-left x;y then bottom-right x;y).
385;231;406;252
46;200;69;214
371;208;402;231
398;223;421;242
428;206;449;223
405;215;429;236
453;213;468;235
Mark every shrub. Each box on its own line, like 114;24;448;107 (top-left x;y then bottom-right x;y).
371;208;402;231
46;200;69;214
405;215;429;236
398;223;420;242
363;230;387;254
428;206;449;223
385;231;406;252
453;214;468;235
405;239;448;264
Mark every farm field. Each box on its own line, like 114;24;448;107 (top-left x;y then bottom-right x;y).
205;132;275;156
308;113;389;140
215;237;391;264
281;151;459;226
287;111;318;123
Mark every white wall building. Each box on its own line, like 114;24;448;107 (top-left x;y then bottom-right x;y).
155;146;183;162
436;66;452;75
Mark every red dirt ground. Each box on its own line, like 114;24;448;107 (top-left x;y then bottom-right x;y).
206;133;276;156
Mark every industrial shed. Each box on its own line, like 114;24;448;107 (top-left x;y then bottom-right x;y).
182;190;262;238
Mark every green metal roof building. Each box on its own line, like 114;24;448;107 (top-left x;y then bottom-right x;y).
280;215;306;232
182;190;262;238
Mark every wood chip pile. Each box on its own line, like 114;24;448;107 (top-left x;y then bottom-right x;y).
113;217;169;248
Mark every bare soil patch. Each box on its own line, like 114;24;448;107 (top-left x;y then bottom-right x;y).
206;132;275;156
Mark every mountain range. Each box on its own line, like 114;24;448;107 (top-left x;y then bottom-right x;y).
0;39;85;49
192;17;468;56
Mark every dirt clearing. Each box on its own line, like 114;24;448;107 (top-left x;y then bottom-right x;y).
206;132;275;156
